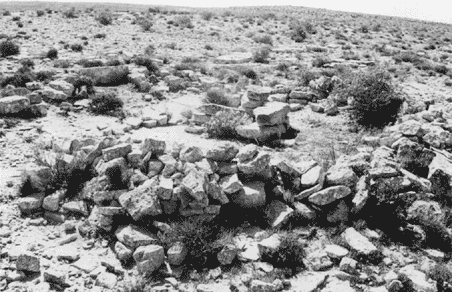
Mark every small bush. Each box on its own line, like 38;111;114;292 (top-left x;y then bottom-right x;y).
46;48;58;59
261;233;306;276
0;34;8;39
158;216;223;271
35;70;56;83
429;264;452;292
3;11;11;16
36;10;45;17
200;11;214;21
136;16;153;31
290;21;310;43
94;33;106;39
204;88;231;106
312;55;331;68
106;59;122;66
54;59;71;69
0;40;20;57
240;68;258;80
20;59;35;69
78;59;104;68
89;92;124;117
1;66;35;88
63;7;77;19
253;34;273;46
340;69;404;129
174;15;193;29
253;46;271;63
97;10;113;25
204;44;213;50
12;16;20;21
70;44;83;52
134;56;159;75
205;110;250;139
72;76;95;99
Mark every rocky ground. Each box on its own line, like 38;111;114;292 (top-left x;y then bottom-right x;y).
1;3;452;292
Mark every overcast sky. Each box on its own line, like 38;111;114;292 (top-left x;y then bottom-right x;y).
4;0;452;24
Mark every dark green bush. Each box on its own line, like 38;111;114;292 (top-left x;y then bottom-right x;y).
136;16;153;31
429;264;452;292
240;68;258;80
0;40;20;57
253;34;273;46
70;44;83;52
72;76;95;99
63;7;77;19
36;10;45;17
290;21;309;43
158;216;223;271
3;11;11;16
94;33;106;39
253;46;271;63
261;233;306;276
106;59;122;66
204;88;231;106
1;66;35;88
89;92;124;117
46;48;58;59
35;70;56;83
204;44;213;50
200;11;214;21
312;55;331;68
97;10;113;25
12;16;20;21
78;59;104;68
134;56;159;75
340;69;403;129
174;15;193;29
205;109;250;139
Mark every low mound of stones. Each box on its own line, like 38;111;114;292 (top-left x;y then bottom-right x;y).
10;103;452;291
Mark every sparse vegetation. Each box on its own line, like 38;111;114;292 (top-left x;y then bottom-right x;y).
46;48;58;59
205;109;250;139
0;40;20;57
203;88;231;106
97;10;113;25
70;43;83;52
63;7;78;18
338;68;404;129
89;92;124;117
36;10;45;17
253;46;271;63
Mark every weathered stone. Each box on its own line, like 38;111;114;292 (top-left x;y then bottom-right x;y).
238;151;271;175
55;245;80;261
48;80;74;96
180;146;204;163
61;200;89;216
147;159;164;177
16;252;40;273
167;242;187;266
215;52;253;64
142;138;166;156
325;165;358;188
218;161;238;175
43;267;67;286
322;279;355;292
265;200;294;228
159;154;178;177
22;163;52;192
397;139;435;177
327;201;350;223
0;95;30;115
250;280;275;292
18;193;45;214
407;200;444;225
118;179;162;220
115;225;158;249
325;245;349;259
40;87;68;102
231;181;266;208
254;102;290;126
96;272;118;289
236;122;286;142
339;257;358;275
398;265;436;292
102;143;132;162
205;142;239;162
217;244;238;265
293;202;316;220
301;165;324;187
289;271;327;292
78;65;129;86
156;177;173;200
220;173;243;194
114;241;133;262
72;255;100;273
352;176;369;213
341;227;379;257
133;245;165;274
181;169;208;201
398;120;423;136
308;186;352;206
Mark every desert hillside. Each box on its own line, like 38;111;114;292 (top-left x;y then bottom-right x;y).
1;3;452;292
